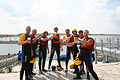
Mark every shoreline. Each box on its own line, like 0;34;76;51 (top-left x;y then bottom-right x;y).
0;33;120;37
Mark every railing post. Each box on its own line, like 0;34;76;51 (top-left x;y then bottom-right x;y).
101;39;105;63
94;39;97;64
114;50;117;62
107;38;108;47
109;38;111;57
117;38;119;49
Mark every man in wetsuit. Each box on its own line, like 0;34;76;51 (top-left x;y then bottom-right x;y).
30;29;38;75
73;30;99;80
78;30;86;75
18;26;41;80
39;30;50;74
48;27;63;71
64;29;73;72
18;26;33;80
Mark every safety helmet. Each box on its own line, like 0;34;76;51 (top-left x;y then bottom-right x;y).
43;30;48;33
69;63;74;69
74;58;82;65
30;58;36;63
51;66;56;71
72;29;77;32
56;66;61;71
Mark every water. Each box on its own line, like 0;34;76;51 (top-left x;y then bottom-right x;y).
0;35;120;55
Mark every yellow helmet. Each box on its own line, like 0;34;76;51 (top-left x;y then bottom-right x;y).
69;63;74;69
30;58;36;63
43;30;48;33
56;66;61;71
72;29;77;32
74;58;82;65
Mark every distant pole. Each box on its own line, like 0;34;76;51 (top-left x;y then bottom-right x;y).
94;39;97;64
101;39;104;63
107;38;108;47
117;38;119;49
109;38;111;57
114;50;117;62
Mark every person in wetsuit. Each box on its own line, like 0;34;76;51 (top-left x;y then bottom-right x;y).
64;29;73;72
30;29;38;75
48;27;63;71
73;30;99;80
67;29;79;74
18;26;41;80
18;26;33;80
39;30;50;74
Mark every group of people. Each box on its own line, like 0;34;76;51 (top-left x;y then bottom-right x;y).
18;26;99;80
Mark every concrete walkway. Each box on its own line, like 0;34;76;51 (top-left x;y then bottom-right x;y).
0;60;120;80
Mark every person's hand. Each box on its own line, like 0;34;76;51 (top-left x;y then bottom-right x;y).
38;33;42;38
76;56;78;59
40;52;42;57
71;42;75;45
73;53;74;56
74;37;78;41
61;47;63;51
48;49;49;54
25;40;28;43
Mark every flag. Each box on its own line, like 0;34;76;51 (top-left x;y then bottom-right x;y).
9;36;11;40
1;36;3;40
5;36;7;39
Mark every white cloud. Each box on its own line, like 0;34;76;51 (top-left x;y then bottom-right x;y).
117;7;120;17
0;0;120;34
30;0;69;19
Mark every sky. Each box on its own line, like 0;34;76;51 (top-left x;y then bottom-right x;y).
0;0;120;34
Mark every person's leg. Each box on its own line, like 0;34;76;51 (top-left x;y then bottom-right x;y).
26;62;33;78
29;63;32;74
42;47;47;71
48;48;55;69
56;48;61;67
84;53;99;80
66;47;71;69
73;65;81;79
20;63;25;80
86;67;90;79
72;50;78;74
79;62;84;75
39;52;42;72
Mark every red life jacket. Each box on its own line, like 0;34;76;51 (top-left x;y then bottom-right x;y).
80;37;94;50
68;34;79;43
52;34;60;44
39;36;48;45
31;35;38;45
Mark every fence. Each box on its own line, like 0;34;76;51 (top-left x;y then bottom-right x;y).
95;38;120;63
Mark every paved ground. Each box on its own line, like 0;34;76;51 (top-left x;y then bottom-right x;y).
0;60;120;80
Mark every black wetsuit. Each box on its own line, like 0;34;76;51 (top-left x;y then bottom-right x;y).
29;35;38;74
48;34;61;69
39;36;48;71
74;38;99;80
20;34;31;80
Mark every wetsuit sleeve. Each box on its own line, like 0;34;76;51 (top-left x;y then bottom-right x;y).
19;34;26;42
88;39;94;45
